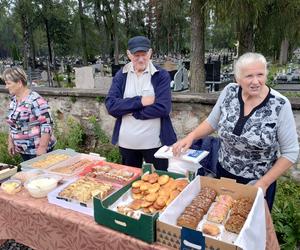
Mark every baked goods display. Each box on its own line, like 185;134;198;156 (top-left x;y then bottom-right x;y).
207;203;230;224
91;165;134;182
207;194;233;224
230;197;253;218
174;184;254;239
49;159;92;175
202;223;221;236
31;154;70;168
216;194;234;208
58;177;113;203
224;214;246;234
82;162;140;184
117;205;141;220
225;197;253;234
116;173;188;217
177;186;216;229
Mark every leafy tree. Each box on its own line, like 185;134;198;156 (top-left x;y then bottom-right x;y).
0;1;22;59
14;0;35;69
255;0;300;64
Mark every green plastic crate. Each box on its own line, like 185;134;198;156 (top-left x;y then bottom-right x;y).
93;163;185;243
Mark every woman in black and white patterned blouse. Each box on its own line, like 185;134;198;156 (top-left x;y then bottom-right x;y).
173;52;299;210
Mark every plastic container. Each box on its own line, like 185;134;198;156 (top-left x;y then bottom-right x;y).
1;179;22;194
24;174;62;198
20;149;78;170
0;163;18;181
11;169;44;184
46;153;104;177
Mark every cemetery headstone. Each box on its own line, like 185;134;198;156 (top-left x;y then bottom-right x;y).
41;70;48;81
173;68;183;91
75;66;95;89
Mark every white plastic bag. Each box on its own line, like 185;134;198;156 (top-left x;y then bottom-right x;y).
167;158;202;175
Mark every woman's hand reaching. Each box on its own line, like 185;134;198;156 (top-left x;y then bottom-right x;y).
172;134;194;157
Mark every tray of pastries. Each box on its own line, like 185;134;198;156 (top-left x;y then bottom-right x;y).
56;176;119;206
175;187;254;243
111;173;189;219
80;161;141;184
177;186;216;229
46;154;101;177
224;197;253;234
20;149;78;170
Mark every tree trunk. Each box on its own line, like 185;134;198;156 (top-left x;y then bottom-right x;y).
20;10;31;70
279;38;289;65
16;0;32;70
124;0;130;39
30;29;36;69
238;21;254;56
45;19;53;65
147;0;153;40
190;0;206;93
237;2;254;56
78;0;88;65
113;0;120;65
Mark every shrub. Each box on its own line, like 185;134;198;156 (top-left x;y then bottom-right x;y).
0;132;22;165
54;117;85;152
272;178;300;249
89;116;109;144
93;145;121;163
88;116;121;163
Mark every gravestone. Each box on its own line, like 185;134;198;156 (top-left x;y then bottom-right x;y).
182;67;189;90
92;63;102;73
41;70;48;81
75;66;95;89
94;75;112;91
205;61;221;92
205;62;221;82
59;60;64;73
173;68;183;91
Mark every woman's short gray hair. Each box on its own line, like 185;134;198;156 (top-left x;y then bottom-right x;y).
234;52;268;80
2;67;27;86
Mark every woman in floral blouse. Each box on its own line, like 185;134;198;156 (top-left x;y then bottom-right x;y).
2;67;56;161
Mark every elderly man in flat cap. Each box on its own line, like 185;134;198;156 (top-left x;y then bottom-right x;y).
105;36;176;171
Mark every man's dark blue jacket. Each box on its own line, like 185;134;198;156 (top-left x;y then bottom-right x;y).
105;64;177;146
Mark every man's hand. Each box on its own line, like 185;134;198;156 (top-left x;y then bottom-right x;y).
141;96;155;106
36;146;47;156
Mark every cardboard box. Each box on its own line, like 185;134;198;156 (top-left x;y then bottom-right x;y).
157;176;266;250
93;164;186;243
